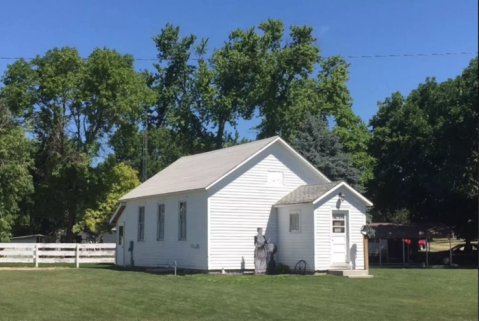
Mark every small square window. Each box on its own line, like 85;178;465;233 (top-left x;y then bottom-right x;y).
289;213;300;232
267;171;284;186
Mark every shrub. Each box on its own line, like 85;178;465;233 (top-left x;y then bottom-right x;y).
274;263;291;274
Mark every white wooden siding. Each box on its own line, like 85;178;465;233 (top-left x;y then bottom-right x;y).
314;186;366;270
276;204;315;271
118;191;208;269
208;143;327;270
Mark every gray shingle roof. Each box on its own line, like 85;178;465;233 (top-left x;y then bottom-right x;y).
120;136;279;201
274;181;343;205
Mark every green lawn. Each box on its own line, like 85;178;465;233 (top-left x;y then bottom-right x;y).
0;267;476;321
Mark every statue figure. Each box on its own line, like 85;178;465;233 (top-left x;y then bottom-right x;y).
254;228;277;275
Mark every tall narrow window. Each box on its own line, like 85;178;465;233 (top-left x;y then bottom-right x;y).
179;201;187;240
138;206;145;241
118;225;124;246
289;213;300;232
157;204;165;241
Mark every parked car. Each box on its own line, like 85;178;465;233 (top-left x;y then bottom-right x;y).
433;244;478;265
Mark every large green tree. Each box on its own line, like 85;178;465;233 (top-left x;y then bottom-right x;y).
129;20;370;176
1;47;150;241
219;20;371;179
367;57;478;241
0;98;33;241
317;56;373;183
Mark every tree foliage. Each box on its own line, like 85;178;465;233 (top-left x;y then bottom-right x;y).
111;20;370;181
1;47;151;241
0;98;33;241
290;113;363;191
74;160;140;235
367;57;478;238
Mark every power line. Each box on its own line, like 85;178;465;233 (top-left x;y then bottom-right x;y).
0;51;477;62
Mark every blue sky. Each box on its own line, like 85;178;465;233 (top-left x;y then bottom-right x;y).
1;0;477;139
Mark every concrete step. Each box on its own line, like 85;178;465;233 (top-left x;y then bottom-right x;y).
327;269;370;277
347;275;374;279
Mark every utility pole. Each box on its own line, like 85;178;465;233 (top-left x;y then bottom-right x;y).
142;115;148;183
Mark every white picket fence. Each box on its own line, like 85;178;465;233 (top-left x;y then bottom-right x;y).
0;243;116;268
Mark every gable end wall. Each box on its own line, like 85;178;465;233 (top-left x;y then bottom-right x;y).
207;142;327;270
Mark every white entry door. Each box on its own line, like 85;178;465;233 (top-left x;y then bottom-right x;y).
331;212;348;264
116;223;125;266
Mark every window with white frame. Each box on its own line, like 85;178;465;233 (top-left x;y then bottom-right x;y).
157;204;165;241
178;201;187;240
138;206;145;241
289;213;300;232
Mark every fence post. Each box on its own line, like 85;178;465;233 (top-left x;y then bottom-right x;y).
34;244;39;268
75;243;80;268
363;236;369;270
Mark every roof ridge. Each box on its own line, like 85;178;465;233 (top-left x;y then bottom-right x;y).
300;181;343;187
179;136;279;159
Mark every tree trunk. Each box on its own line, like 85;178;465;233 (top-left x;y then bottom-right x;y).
216;120;225;149
65;212;76;243
464;236;472;253
410;239;419;263
464;219;473;253
65;168;79;243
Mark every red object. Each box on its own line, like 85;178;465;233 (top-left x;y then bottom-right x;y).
404;239;426;246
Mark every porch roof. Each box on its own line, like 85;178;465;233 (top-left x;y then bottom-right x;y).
274;181;373;206
274;181;342;206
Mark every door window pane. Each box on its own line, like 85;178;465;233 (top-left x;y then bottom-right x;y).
333;214;345;220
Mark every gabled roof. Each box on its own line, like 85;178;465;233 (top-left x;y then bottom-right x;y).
109;202;126;225
119;136;330;201
274;181;373;206
120;136;279;201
